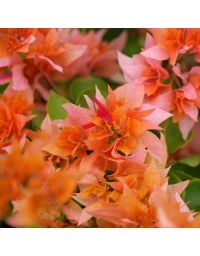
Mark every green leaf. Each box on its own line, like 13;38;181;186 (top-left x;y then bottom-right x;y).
123;33;145;56
103;28;125;41
169;163;200;184
91;217;97;228
47;91;69;120
148;129;161;139
69;76;108;107
179;155;200;167
168;162;200;202
185;179;200;211
54;81;71;97
30;109;45;130
124;37;143;56
164;118;193;153
168;155;200;206
168;172;182;185
0;83;8;94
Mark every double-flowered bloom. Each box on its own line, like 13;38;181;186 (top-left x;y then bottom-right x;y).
42;83;170;164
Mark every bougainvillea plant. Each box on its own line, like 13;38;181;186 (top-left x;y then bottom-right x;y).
1;28;200;228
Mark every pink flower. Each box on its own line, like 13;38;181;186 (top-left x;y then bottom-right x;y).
57;29;127;81
171;65;199;139
118;33;169;97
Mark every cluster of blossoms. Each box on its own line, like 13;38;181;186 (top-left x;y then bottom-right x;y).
0;28;200;228
0;28;126;110
119;29;200;140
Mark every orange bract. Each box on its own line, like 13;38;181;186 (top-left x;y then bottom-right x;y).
0;92;33;151
43;125;87;158
76;160;167;227
152;190;200;228
150;28;200;65
150;29;185;64
0;28;36;57
0;143;78;227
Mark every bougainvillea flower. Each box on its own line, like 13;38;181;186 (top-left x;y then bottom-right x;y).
41;116;88;159
64;84;171;163
173;65;200;105
26;29;86;78
173;84;198;139
151;189;200;228
150;28;200;65
170;65;199;138
0;92;33;153
118;33;169;97
118;30;200;141
74;158;199;228
0;143;46;221
73;158;191;228
0;28;36;58
0;142;78;227
56;29;127;81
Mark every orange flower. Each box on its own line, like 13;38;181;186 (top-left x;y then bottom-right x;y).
46;171;77;205
75;159;168;227
26;29;86;78
0;142;77;227
42;123;87;158
0;143;46;220
150;28;200;65
0;28;36;58
75;156;198;228
0;92;33;152
64;84;170;163
151;29;184;63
